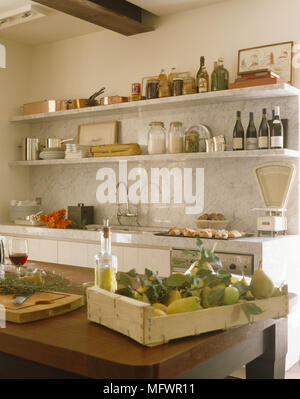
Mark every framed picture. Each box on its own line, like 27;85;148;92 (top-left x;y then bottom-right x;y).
77;120;118;146
238;41;294;83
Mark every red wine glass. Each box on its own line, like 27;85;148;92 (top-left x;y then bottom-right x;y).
8;238;28;276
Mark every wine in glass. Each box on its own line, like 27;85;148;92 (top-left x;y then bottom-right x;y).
8;238;28;276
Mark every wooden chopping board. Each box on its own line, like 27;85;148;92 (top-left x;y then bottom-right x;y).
0;291;84;323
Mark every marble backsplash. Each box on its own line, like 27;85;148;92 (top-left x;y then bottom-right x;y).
28;96;300;234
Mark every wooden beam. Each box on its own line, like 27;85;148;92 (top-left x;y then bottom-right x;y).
35;0;157;36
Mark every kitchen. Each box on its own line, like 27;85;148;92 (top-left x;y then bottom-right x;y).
0;0;299;383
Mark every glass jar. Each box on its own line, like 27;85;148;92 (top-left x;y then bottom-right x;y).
146;78;159;99
183;77;196;95
159;79;170;98
173;78;183;96
184;129;199;153
167;122;184;154
148;122;166;154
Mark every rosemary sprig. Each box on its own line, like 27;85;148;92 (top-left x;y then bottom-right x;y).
0;273;78;296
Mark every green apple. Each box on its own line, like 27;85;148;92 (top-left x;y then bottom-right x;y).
222;286;239;305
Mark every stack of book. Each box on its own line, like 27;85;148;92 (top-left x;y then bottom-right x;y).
229;69;288;89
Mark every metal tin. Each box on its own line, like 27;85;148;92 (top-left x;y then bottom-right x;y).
68;203;94;227
22;137;40;161
131;83;141;96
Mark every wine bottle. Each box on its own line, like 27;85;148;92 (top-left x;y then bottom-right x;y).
211;61;218;91
232;111;244;151
271;106;284;149
94;218;118;292
211;58;229;91
258;108;270;150
197;56;209;93
246;112;257;150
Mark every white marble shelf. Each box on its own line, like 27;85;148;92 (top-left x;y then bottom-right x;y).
9;84;300;124
8;149;300;166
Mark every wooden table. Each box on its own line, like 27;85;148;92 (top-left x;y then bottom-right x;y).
0;263;290;379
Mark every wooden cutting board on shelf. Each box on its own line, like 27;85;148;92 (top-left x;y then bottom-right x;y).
0;291;84;324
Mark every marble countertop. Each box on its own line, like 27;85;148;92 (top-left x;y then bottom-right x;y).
0;222;298;252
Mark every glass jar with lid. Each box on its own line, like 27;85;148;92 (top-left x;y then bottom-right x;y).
147;122;166;154
183;77;196;95
167;122;184;154
184;128;199;153
173;78;183;96
146;78;159;99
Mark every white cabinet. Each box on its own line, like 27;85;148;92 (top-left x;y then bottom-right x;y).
1;234;170;276
57;241;88;267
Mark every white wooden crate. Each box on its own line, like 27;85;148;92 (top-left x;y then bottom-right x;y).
87;286;289;347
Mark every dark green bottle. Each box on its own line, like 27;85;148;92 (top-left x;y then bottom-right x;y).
246;112;257;150
232;111;244;151
211;58;229;91
258;108;270;149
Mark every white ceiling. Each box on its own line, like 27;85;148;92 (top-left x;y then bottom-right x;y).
128;0;232;16
0;0;231;45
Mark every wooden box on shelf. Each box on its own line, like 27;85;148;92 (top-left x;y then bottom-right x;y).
87;286;289;347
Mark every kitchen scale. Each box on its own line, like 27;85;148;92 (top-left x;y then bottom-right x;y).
252;162;295;237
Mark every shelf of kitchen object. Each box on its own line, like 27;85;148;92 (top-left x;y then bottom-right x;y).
9;84;300;124
8;149;300;166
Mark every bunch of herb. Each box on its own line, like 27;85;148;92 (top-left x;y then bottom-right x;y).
0;272;78;296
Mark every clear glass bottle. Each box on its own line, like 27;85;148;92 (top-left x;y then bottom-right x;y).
158;68;168;81
168;122;184;154
147;122;166;154
94;218;118;293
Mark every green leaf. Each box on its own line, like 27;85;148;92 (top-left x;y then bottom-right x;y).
196;239;204;251
145;268;153;280
172;258;187;266
144;285;158;304
196;269;212;278
207;254;223;267
208;288;225;306
181;250;199;257
127;269;137;278
165;273;188;288
116;273;132;287
241;302;264;322
233;281;249;297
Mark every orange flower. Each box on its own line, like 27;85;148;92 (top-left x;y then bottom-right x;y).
40;209;72;229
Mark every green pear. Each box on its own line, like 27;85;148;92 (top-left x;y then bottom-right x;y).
250;270;274;299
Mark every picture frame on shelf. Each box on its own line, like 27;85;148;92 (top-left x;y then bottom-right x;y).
77;120;118;146
238;41;294;83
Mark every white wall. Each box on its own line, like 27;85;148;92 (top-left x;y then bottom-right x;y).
28;0;300;101
0;39;31;221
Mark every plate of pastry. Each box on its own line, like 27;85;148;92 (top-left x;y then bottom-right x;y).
155;227;249;240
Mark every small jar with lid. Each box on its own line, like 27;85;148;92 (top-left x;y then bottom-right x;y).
146;78;159;99
183;77;196;95
184;128;199;153
173;78;183;96
147;122;166;154
167;122;184;154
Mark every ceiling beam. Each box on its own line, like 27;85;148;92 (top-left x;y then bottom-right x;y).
34;0;158;36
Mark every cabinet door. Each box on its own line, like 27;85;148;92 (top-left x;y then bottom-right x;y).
123;247;140;273
139;248;171;277
29;239;58;263
57;241;87;267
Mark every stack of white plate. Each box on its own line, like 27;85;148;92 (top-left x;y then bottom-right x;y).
65;144;91;159
40;148;65;160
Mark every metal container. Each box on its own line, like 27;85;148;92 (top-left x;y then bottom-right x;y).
68;203;94;227
45;137;74;149
22;137;40;161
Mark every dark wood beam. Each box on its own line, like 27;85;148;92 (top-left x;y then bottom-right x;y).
35;0;158;36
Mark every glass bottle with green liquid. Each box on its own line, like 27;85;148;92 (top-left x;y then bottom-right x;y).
211;57;229;91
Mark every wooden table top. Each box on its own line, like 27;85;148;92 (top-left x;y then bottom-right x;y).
0;263;290;379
